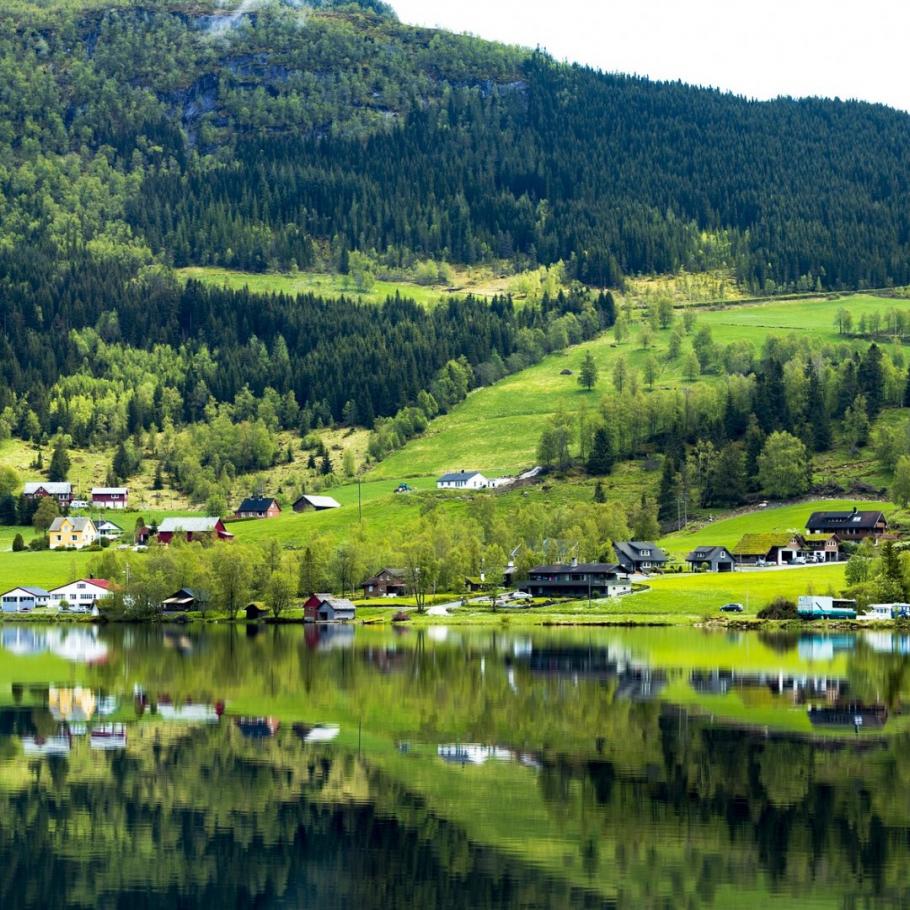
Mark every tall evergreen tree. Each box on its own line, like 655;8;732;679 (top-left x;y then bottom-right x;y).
586;426;614;475
47;439;70;482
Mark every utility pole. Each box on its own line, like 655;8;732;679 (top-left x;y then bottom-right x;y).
357;476;362;524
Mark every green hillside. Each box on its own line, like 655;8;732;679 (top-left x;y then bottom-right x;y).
370;293;910;480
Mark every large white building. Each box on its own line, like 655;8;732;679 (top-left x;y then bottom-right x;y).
48;579;112;611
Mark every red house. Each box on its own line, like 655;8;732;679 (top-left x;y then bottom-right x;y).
156;517;234;544
24;482;73;509
91;487;129;510
235;497;281;519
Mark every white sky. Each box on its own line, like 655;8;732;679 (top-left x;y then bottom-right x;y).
390;0;910;112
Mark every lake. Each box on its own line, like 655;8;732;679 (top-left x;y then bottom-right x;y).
0;623;908;908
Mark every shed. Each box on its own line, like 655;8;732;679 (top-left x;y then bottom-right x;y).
236;497;281;519
304;594;357;622
293;494;341;513
161;588;197;612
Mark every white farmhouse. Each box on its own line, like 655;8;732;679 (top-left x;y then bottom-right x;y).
437;471;489;491
48;579;113;612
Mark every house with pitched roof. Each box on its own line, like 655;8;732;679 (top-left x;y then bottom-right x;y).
156;517;234;544
733;533;806;566
48;579;112;611
806;508;888;540
613;542;668;574
91;487;128;509
235;497;281;519
24;482;73;509
48;516;97;550
521;562;631;598
436;471;489;490
292;494;341;513
685;546;736;573
1;587;50;612
304;594;357;622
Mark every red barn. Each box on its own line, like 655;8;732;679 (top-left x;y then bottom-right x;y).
91;487;129;509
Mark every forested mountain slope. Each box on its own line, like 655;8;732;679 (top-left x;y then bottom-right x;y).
1;0;910;479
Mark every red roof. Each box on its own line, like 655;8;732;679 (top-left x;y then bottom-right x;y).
82;578;112;589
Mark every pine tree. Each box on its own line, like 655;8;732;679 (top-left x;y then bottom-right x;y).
578;351;599;391
593;481;606;503
586;426;614;475
320;451;333;475
47;439;70;482
858;343;884;416
657;455;678;522
153;462;164;491
112;442;131;481
807;365;832;451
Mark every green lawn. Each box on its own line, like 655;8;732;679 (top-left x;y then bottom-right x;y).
634;563;847;616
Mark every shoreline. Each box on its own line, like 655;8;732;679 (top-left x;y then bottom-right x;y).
0;612;905;632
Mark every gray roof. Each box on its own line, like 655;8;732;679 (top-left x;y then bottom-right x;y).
317;596;356;612
686;546;734;561
614;541;668;562
48;517;94;533
438;471;485;483
529;563;625;575
91;488;128;496
159;517;221;533
2;587;49;597
295;494;341;509
24;482;72;495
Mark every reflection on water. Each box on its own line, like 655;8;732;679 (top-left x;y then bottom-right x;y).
1;624;910;907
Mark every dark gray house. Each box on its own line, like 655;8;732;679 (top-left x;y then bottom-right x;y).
685;546;736;573
521;563;632;599
613;541;668;574
806;508;888;540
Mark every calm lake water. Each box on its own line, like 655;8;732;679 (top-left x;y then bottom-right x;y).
1;623;909;908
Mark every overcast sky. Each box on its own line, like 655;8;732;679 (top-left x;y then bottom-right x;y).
391;0;910;112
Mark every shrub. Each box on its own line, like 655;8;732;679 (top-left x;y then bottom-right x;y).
11;533;24;552
757;597;797;619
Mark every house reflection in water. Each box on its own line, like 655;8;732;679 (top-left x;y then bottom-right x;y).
235;717;280;738
437;744;515;765
509;645;667;700
1;627;109;664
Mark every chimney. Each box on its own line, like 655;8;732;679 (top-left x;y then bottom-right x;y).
571;556;578;568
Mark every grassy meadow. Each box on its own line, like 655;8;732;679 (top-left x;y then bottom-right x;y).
178;263;543;308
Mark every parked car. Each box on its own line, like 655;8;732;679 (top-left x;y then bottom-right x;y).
508;591;533;601
70;500;89;509
793;556;807;565
755;558;768;567
720;603;744;613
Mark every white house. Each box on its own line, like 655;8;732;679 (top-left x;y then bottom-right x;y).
437;471;489;490
96;519;124;541
1;587;50;613
48;579;112;611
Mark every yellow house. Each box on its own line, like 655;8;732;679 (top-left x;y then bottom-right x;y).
48;516;98;550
